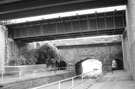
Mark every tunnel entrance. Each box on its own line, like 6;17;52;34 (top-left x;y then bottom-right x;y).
75;56;102;77
112;58;124;70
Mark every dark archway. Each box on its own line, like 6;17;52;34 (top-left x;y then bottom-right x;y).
56;60;67;70
114;58;124;70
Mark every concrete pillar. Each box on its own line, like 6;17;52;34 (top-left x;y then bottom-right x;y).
0;25;7;72
126;0;135;80
122;31;130;71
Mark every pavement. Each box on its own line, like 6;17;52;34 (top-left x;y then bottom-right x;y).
1;70;135;89
33;70;135;89
88;70;135;89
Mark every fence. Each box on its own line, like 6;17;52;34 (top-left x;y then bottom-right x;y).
30;71;99;89
0;66;74;84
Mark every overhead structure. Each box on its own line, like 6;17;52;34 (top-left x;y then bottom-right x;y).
0;0;127;20
7;10;126;42
0;0;127;42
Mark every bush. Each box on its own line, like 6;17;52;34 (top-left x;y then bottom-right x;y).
8;47;37;66
19;48;37;65
8;56;26;66
8;43;63;66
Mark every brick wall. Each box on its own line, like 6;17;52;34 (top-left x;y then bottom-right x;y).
58;43;123;72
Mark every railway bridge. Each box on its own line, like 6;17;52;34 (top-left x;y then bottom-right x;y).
0;0;135;85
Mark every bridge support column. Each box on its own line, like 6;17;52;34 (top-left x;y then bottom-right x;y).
0;25;7;72
125;0;135;80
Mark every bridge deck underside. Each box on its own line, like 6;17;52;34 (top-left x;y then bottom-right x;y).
8;10;126;42
0;0;126;20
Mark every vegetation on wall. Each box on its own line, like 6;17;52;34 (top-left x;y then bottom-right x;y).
19;48;37;65
8;56;26;66
8;47;37;66
8;43;63;66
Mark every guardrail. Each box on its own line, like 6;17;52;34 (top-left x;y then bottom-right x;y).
30;70;99;89
0;66;74;83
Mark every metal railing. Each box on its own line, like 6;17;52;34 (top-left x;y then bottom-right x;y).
0;66;74;83
31;71;99;89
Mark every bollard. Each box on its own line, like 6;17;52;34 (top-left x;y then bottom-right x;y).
55;68;56;74
1;71;4;83
19;70;22;79
82;74;83;89
33;70;35;78
72;77;74;88
58;81;61;89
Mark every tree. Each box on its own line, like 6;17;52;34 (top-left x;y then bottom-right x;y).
36;43;62;66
